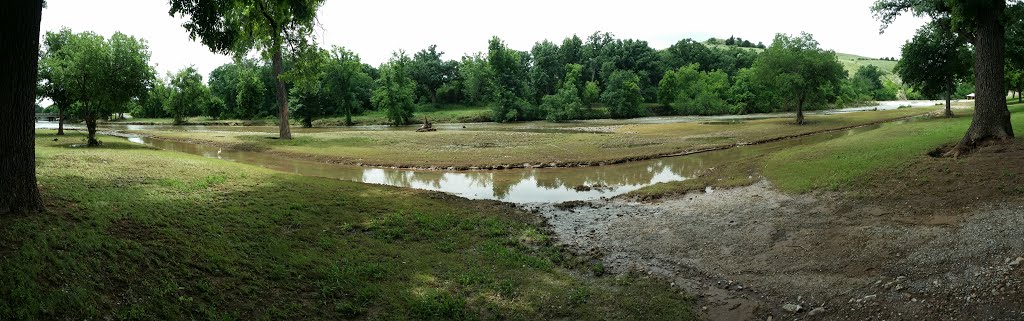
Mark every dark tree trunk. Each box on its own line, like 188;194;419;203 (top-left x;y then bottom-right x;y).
302;115;312;128
85;115;99;147
272;38;292;140
796;97;805;125
950;1;1014;155
0;0;45;214
945;92;954;118
345;107;352;126
57;105;65;135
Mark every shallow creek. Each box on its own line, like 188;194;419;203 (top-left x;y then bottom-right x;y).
105;125;880;203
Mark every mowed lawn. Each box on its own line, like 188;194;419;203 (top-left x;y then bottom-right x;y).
0;131;693;320
133;107;938;169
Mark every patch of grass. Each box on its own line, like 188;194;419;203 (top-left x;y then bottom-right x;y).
135;107;937;168
1;130;695;320
764;103;1024;193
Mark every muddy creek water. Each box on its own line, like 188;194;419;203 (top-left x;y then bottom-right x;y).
110;125;881;203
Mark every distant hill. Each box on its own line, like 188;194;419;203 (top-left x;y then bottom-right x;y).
707;44;902;83
835;53;900;82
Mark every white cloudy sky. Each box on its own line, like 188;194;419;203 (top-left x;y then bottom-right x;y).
40;0;927;77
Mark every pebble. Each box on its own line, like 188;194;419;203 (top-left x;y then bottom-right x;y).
808;307;825;316
782;303;803;313
1009;257;1023;267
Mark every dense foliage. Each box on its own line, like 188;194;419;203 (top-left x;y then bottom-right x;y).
43;29;963;127
38;29;153;145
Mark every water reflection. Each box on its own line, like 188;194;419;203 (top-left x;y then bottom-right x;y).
123;125;878;203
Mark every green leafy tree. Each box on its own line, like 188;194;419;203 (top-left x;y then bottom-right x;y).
487;37;532;122
850;65;898;101
602;70;644;118
1007;10;1024;103
165;67;210;125
895;23;973;117
530;40;563;101
874;0;1021;154
409;45;457;105
372;52;417;125
582;80;601;109
659;64;734;115
208;62;242;118
170;0;326;139
48;31;153;145
235;65;267;120
288;43;372;126
660;39;715;71
39;28;75;135
542;64;585;122
459;53;491;106
748;33;845;124
138;76;171;118
560;35;584;66
323;47;373;126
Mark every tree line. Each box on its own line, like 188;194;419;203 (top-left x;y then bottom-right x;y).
40;29;914;137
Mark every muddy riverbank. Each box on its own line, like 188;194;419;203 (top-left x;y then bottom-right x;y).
527;175;1024;320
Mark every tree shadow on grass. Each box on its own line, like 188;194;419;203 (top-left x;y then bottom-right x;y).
3;151;695;320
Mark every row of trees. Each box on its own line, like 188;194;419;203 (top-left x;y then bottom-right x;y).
134;31;899;127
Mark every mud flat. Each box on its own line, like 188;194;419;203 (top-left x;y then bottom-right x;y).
527;181;1024;320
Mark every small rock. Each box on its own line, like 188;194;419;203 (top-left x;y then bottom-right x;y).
808;307;825;316
1009;257;1024;267
863;294;877;301
893;284;905;292
767;316;773;321
782;303;803;313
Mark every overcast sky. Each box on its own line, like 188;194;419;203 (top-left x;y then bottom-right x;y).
40;0;928;78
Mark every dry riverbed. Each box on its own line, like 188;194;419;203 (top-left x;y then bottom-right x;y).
525;140;1024;320
527;181;1024;320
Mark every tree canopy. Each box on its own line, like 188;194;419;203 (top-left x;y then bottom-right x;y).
169;0;326;139
41;29;153;145
747;33;846;124
895;23;973;117
874;0;1020;154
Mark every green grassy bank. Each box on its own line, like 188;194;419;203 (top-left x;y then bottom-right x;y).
629;103;1024;199
1;131;693;320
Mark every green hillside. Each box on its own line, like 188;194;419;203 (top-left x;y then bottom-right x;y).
707;45;901;83
836;52;900;82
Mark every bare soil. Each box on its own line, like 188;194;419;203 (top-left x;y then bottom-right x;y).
528;141;1024;320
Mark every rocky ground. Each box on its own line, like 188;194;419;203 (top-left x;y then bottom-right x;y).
527;176;1024;320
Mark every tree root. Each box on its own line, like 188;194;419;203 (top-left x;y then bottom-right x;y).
942;137;1013;158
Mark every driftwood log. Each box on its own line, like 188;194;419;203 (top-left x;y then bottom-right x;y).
416;117;436;132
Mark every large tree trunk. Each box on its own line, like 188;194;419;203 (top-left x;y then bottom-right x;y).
0;0;45;214
949;1;1014;155
272;38;292;140
85;115;99;147
57;105;65;135
795;96;805;125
